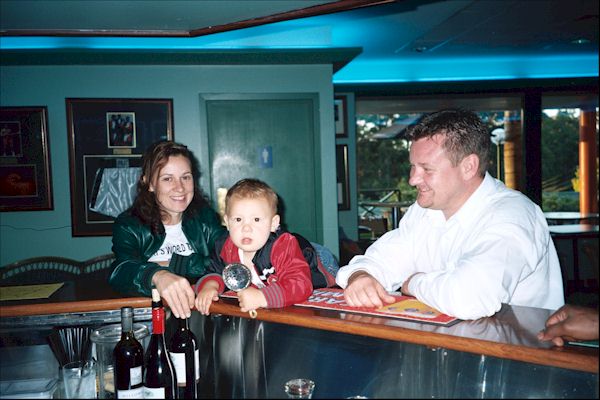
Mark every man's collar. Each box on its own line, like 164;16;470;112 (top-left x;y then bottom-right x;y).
450;172;494;225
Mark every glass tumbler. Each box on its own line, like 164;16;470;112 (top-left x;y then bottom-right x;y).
284;378;315;399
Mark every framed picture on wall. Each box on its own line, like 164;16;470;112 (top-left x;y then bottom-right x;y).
66;98;173;236
106;112;136;148
336;144;350;210
334;95;348;138
0;106;53;212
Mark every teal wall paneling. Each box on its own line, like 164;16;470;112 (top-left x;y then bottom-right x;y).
0;62;340;266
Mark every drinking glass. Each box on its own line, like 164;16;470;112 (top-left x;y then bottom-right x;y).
62;360;96;399
284;378;315;399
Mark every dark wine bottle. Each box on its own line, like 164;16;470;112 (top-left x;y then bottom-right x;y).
169;317;200;399
143;289;177;399
113;306;144;399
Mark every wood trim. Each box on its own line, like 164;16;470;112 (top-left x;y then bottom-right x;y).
0;297;150;317
0;0;393;38
188;0;393;37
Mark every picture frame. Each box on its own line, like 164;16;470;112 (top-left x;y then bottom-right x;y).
106;112;136;148
66;98;173;236
336;144;350;210
334;95;348;138
0;106;53;211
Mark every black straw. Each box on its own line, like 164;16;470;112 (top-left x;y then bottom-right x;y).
47;326;92;367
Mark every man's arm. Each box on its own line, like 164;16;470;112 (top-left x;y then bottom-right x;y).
398;272;424;296
336;205;420;308
335;228;414;291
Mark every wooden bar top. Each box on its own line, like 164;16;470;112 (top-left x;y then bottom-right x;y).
209;298;598;374
0;280;150;317
1;280;597;374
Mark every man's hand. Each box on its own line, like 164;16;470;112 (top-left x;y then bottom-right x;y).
537;304;599;347
152;270;195;319
237;287;267;313
343;271;396;308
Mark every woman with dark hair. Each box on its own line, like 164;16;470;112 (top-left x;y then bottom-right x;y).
109;140;225;318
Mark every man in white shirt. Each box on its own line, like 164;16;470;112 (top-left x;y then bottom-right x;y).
336;109;564;320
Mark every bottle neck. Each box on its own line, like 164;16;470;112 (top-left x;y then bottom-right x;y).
152;305;166;335
176;317;189;331
121;314;133;336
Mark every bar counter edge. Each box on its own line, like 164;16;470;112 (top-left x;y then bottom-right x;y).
1;295;596;374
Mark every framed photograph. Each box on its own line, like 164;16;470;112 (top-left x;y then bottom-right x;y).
107;112;136;148
336;144;350;210
334;95;347;138
0;106;53;211
66;98;173;236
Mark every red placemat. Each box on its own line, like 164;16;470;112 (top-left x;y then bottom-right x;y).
222;288;459;326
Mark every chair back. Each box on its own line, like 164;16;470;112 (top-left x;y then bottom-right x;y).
0;256;82;285
0;253;115;285
81;253;116;282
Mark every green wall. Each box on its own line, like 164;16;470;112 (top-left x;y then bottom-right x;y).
0;63;340;265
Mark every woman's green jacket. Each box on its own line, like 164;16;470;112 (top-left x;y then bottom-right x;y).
109;207;226;296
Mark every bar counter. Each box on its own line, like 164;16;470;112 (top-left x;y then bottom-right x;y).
210;298;599;374
2;287;599;398
1;280;597;375
0;280;149;318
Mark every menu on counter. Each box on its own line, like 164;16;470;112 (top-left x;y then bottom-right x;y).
222;287;459;326
0;282;64;301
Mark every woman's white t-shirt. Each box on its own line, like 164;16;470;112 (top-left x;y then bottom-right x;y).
148;221;194;263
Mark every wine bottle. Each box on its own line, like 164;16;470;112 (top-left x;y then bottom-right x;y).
143;289;177;399
169;317;200;399
113;306;144;399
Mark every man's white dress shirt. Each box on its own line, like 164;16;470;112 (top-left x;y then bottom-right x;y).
336;173;564;320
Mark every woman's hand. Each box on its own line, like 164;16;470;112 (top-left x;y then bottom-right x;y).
152;270;195;318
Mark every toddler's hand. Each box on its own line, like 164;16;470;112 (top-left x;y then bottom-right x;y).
238;287;267;313
195;287;219;316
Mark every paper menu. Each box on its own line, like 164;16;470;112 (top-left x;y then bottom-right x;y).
0;282;64;301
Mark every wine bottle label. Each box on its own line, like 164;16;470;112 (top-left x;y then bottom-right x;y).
143;386;166;399
170;352;187;385
130;366;142;386
117;387;143;399
194;348;200;380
